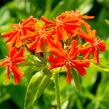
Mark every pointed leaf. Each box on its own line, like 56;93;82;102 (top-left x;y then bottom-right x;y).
105;19;109;25
24;71;51;109
33;74;51;105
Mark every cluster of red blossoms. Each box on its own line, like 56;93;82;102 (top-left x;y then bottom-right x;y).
0;10;105;84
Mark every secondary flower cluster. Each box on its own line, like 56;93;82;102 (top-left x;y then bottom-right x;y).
0;10;105;84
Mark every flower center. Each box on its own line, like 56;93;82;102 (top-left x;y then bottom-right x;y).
56;18;63;27
64;54;73;64
39;29;48;38
6;56;12;66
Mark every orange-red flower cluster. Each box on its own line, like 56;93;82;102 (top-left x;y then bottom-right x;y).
1;10;105;84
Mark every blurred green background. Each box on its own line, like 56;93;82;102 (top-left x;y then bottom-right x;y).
0;0;109;109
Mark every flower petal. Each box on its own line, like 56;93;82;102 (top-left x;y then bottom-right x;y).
12;47;24;59
93;48;99;64
73;63;86;76
48;62;65;70
13;57;26;63
9;47;17;58
66;63;71;84
6;66;11;83
11;64;23;84
69;40;77;56
97;40;106;52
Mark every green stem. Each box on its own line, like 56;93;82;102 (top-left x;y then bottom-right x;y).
54;74;61;109
42;44;47;65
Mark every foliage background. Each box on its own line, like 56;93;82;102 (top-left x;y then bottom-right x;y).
0;0;109;109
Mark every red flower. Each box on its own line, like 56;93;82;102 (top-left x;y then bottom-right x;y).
58;10;94;32
48;40;89;83
41;15;80;41
1;47;25;84
78;29;105;64
2;16;37;49
22;26;59;53
41;10;94;41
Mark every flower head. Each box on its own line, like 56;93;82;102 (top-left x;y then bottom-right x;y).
21;24;59;53
41;14;80;41
41;10;94;41
2;16;37;49
78;29;105;64
59;10;94;32
48;40;89;83
1;47;25;84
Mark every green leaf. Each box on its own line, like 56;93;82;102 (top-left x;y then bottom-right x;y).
33;74;51;105
105;19;109;25
71;67;81;91
77;0;93;14
0;88;10;103
0;7;10;26
77;99;84;109
0;36;8;59
24;71;51;109
86;101;99;109
49;0;94;19
91;7;109;37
